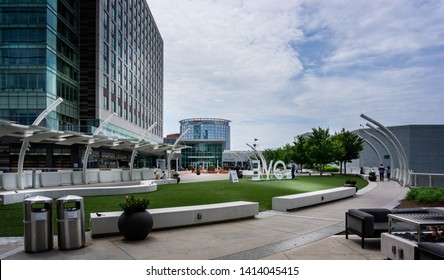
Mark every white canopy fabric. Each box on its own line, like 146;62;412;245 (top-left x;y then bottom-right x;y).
0;119;187;156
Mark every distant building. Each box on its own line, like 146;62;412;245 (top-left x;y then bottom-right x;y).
163;133;180;145
353;124;444;186
222;150;252;169
179;118;231;169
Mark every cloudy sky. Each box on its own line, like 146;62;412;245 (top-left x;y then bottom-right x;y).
148;0;444;150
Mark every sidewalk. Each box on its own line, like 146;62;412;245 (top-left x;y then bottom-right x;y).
1;178;408;260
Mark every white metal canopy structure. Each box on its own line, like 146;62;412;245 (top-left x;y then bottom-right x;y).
0;119;187;185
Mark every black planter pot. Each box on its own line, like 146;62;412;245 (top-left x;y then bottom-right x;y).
345;183;358;193
368;175;377;182
118;210;153;241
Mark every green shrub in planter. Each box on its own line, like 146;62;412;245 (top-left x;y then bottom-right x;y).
405;187;444;203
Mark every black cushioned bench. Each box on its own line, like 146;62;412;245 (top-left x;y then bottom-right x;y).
415;242;444;260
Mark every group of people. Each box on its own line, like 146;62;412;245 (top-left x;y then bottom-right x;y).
378;164;391;181
154;167;167;180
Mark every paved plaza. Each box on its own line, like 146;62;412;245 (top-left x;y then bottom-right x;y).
0;173;412;260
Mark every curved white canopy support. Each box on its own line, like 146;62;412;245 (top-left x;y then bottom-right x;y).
361;114;410;186
129;122;157;180
360;128;396;180
82;113;116;184
166;128;190;179
17;98;63;189
246;143;269;179
360;137;383;166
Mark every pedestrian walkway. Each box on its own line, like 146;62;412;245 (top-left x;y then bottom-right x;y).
0;177;409;260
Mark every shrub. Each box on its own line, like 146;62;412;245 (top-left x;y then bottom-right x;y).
345;179;357;185
323;165;339;172
208;165;215;172
405;187;444;203
119;195;149;213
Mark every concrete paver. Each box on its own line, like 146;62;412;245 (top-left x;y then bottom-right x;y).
0;176;410;260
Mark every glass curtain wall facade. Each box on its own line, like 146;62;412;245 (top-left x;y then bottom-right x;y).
179;118;230;169
0;0;80;130
0;0;81;169
80;0;163;142
0;0;164;169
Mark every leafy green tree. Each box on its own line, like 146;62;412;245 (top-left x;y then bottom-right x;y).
333;128;364;174
263;144;294;165
262;148;279;162
307;127;338;175
281;143;295;163
293;135;311;170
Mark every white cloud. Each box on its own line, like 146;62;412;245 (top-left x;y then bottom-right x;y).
148;0;444;150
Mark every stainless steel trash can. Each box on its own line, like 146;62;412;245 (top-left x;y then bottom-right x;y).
56;195;86;250
23;196;53;253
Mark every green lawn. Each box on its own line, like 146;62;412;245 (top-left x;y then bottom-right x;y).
0;175;367;237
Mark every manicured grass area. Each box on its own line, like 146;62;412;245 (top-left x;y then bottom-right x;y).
0;175;367;237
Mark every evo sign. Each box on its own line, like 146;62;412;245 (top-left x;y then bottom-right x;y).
251;159;289;181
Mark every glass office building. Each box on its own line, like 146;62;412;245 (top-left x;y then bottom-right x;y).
0;0;80;130
179;118;231;169
0;0;164;169
80;0;163;141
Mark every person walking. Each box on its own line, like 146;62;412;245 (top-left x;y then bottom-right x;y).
386;166;391;181
378;164;385;181
291;160;296;180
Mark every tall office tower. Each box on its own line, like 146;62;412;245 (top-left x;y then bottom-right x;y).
80;0;163;142
0;0;80;130
0;0;164;169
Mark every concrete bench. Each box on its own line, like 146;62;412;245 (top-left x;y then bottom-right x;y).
272;186;356;211
90;201;259;238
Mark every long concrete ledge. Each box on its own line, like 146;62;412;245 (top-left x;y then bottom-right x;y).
90;201;259;238
0;181;158;205
272;186;356;211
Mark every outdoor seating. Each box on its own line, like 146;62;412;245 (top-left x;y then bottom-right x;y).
415;242;444;260
345;208;391;249
346;207;444;250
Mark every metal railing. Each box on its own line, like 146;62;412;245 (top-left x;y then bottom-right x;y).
409;172;444;188
347;167;444;188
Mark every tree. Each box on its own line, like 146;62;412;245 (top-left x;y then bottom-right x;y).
333;128;364;174
262;148;278;163
281;143;295;164
293;135;311;171
307;127;338;175
263;144;294;165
